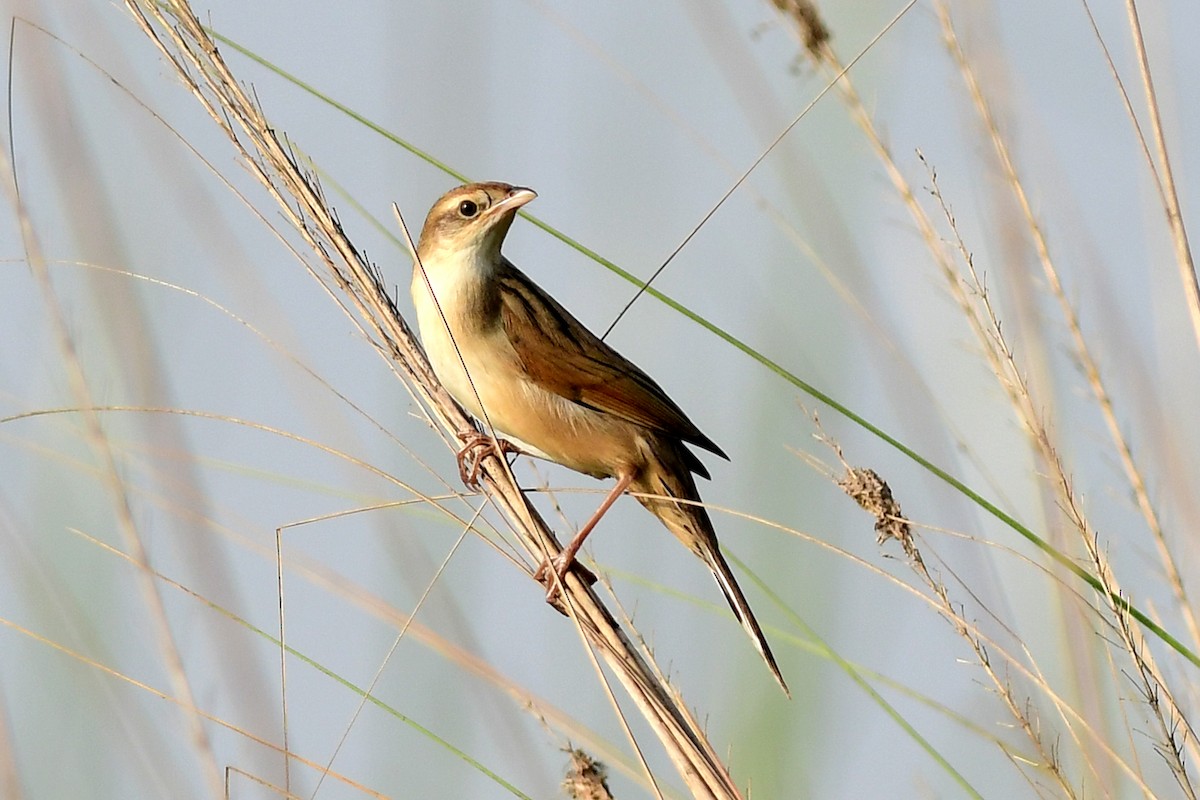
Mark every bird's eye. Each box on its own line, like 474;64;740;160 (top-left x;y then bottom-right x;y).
458;199;479;218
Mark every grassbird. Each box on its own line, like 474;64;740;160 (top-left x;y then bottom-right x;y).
411;182;788;695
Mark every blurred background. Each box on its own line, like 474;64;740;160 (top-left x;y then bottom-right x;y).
2;0;1198;797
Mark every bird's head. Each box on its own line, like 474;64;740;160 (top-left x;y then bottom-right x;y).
416;182;537;263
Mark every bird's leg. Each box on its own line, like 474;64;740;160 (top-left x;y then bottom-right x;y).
455;430;521;488
536;472;633;601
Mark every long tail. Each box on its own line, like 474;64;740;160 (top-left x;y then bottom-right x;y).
633;442;790;697
702;533;790;697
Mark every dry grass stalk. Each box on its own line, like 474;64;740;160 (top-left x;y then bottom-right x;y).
772;1;1016;430
771;2;1080;789
777;1;1188;647
769;0;830;58
773;8;1092;784
0;609;386;797
823;431;1079;795
836;467;911;551
926;157;1199;794
800;422;1163;791
932;7;1200;789
772;2;1198;790
0;685;21;800
563;748;615;800
225;766;303;800
933;1;1200;653
1121;0;1200;356
122;0;753;796
2;96;226;800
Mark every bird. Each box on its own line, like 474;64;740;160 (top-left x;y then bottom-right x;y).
410;181;788;695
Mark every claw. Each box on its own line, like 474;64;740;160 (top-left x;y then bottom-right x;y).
535;552;597;608
455;430;520;487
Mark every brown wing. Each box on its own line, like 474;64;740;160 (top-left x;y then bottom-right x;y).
496;261;728;465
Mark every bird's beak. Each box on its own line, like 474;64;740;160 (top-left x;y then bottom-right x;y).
488;187;537;218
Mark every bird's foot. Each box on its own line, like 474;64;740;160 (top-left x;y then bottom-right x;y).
455;430;520;488
535;552;597;608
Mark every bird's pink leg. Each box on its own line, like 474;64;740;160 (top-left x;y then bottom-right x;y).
536;471;633;600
